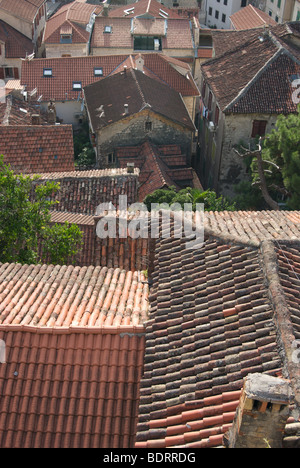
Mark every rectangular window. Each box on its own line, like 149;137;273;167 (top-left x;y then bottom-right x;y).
60;34;72;44
251;120;267;138
224;0;228;5
104;26;112;33
94;67;103;77
134;36;162;51
208;91;212;110
208;7;213;15
222;13;226;23
215;10;219;19
145;121;152;132
277;0;281;8
72;81;82;90
43;68;52;77
214;106;219;126
297;11;300;21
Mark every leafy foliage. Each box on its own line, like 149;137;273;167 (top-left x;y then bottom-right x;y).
143;186;236;211
0;156;83;265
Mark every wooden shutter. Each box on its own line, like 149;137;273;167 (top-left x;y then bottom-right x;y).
13;68;19;79
251;120;267;138
0;67;4;80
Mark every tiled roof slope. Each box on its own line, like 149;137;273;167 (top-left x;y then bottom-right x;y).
0;20;34;58
230;4;276;30
84;68;195;133
108;0;181;19
20;53;198;102
0;329;145;447
21;53;198;103
135;214;300;448
0;262;148;328
44;19;90;44
91;16;193;51
31;169;139;214
0;0;44;22
0;125;75;174
202;24;300;114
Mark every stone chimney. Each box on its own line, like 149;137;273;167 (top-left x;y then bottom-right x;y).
47;100;56;124
136;54;144;73
224;373;294;448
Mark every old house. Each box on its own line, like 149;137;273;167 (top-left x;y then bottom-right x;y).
90;0;198;61
43;1;103;58
83;68;196;169
197;22;300;199
0;20;34;82
263;0;300;23
0;0;47;57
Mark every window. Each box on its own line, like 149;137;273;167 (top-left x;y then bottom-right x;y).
134;36;162;51
208;91;212;110
214;106;219;126
241;0;247;6
275;15;279;22
251;120;267;138
104;25;112;33
224;0;228;5
202;81;206;98
208;7;213;15
145;121;152;132
277;0;281;8
297;11;300;21
107;153;115;164
222;13;226;23
94;67;103;77
43;68;52;77
215;10;219;19
269;10;272;17
60;34;72;44
72;81;82;90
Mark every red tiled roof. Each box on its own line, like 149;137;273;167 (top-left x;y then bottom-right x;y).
44;19;90;44
21;53;198;103
91;16;194;51
0;0;45;23
0;20;34;58
135;213;300;448
0;96;47;126
230;4;277;31
0;262;148;328
31;169;139;214
0;125;75;173
0;329;145;447
84;68;195;133
201;27;300;114
108;0;181;19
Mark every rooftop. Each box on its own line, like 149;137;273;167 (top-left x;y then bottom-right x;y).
108;0;181;19
201;24;300;114
0;125;75;174
135;212;300;448
230;4;277;31
0;20;34;58
84;68;195;133
0;0;45;23
20;53;198;102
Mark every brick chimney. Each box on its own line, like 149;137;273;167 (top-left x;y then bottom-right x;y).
224;373;294;448
31;114;40;125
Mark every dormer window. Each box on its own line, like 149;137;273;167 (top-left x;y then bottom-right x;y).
94;67;103;77
104;26;112;33
43;68;52;77
72;81;82;90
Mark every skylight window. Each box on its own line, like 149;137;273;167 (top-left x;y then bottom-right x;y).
43;68;52;77
104;25;112;33
94;67;103;77
72;81;82;90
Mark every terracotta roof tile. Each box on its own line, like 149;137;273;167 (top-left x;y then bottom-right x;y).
0;125;75;173
0;20;34;58
230;5;277;31
84;68;195;133
0;262;148;328
0;95;47;126
0;329;145;447
202;25;300;114
135;212;300;448
31;169;139;213
109;0;181;19
0;0;44;23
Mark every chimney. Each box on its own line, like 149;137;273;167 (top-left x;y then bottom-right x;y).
223;373;294;449
31;114;40;125
123;65;127;74
124;103;129;115
136;54;144;72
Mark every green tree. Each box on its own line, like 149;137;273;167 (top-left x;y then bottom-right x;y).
0;156;83;265
143;186;236;211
